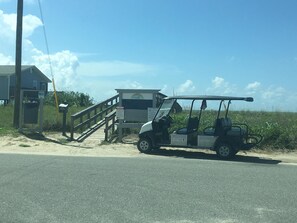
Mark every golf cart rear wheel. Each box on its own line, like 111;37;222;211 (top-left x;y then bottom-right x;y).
137;137;153;153
216;143;235;159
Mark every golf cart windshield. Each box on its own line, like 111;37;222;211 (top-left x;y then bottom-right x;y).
154;99;175;120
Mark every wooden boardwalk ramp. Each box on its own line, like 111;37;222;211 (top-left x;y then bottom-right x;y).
82;127;106;144
70;95;119;142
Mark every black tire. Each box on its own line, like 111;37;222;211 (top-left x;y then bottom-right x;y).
215;142;235;159
137;137;153;153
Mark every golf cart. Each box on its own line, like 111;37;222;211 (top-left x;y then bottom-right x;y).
137;95;262;159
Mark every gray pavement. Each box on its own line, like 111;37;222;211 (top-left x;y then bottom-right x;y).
0;154;296;223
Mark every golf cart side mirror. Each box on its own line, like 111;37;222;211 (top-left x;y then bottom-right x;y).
201;99;207;110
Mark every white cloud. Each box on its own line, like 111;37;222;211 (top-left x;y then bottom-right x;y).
0;9;157;95
253;86;297;111
32;50;79;91
262;86;285;100
246;81;261;90
0;10;16;42
207;76;235;95
22;14;43;38
161;84;168;94
0;53;13;64
0;10;42;39
205;78;297;111
0;9;79;91
212;76;225;88
121;80;143;89
0;10;42;61
287;92;297;107
72;78;145;103
77;61;155;77
176;80;196;94
0;8;296;111
245;81;261;94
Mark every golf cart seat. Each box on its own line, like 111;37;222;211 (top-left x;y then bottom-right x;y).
204;118;232;136
214;118;232;135
175;117;199;134
213;118;250;137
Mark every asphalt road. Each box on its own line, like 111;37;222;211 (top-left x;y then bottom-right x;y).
0;153;296;223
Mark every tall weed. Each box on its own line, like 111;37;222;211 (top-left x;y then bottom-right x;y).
1;104;297;150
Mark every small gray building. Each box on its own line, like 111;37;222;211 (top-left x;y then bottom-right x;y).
115;89;166;140
0;65;51;103
116;88;164;122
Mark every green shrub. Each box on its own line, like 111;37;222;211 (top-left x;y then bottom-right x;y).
1;103;297;151
0;104;87;133
44;91;94;107
169;110;297;151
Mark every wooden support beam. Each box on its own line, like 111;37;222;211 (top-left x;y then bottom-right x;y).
13;0;23;128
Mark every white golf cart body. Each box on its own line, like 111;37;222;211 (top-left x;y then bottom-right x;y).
137;95;262;159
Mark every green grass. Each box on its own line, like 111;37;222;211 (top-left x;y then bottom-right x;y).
237;111;297;150
0;104;87;135
0;105;18;136
1;104;297;151
19;144;31;147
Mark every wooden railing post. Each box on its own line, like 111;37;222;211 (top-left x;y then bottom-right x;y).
94;108;97;124
80;116;83;132
69;94;119;141
104;115;109;141
87;112;91;128
70;116;74;140
112;115;115;133
103;110;117;142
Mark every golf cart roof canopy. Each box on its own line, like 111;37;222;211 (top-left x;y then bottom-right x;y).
164;95;254;102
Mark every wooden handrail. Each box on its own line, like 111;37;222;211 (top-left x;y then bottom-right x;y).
70;94;119;140
104;110;117;142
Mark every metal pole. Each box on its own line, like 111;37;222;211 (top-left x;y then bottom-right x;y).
62;111;67;136
13;0;23;128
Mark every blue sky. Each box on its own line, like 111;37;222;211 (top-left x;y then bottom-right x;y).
0;0;297;111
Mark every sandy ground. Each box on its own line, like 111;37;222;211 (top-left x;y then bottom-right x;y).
0;133;139;158
1;132;297;164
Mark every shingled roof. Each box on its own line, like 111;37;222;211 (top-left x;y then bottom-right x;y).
0;65;51;83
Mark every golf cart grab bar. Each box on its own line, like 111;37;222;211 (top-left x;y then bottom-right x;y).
244;97;253;102
247;134;263;145
232;122;249;133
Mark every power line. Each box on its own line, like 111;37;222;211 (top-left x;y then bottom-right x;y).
37;0;53;79
37;0;59;112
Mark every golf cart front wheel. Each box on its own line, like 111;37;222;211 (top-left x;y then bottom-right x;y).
216;143;235;159
137;138;153;153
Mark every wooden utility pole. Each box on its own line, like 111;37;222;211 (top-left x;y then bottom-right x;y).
13;0;23;128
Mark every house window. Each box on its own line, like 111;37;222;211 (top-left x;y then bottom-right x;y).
40;82;46;91
33;80;37;89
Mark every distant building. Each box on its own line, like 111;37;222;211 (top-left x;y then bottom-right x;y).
0;65;51;104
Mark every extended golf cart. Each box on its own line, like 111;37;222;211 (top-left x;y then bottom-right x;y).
137;95;262;159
